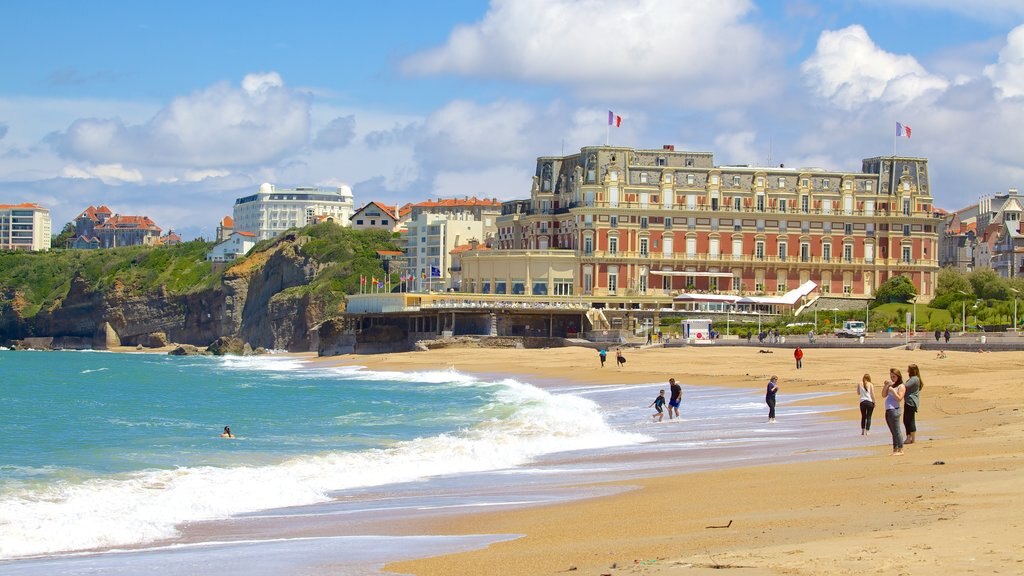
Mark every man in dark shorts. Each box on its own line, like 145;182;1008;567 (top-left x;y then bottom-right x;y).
668;377;682;419
649;389;667;422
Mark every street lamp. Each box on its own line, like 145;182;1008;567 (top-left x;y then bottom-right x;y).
1011;288;1019;334
832;307;839;327
957;290;970;335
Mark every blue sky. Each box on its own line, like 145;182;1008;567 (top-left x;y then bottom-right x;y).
1;0;1022;239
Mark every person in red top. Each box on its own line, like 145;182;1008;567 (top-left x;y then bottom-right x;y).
794;346;804;369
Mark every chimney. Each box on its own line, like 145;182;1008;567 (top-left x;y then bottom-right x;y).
469;238;479;249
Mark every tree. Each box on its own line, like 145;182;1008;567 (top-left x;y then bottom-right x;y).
874;275;917;305
968;268;1008;300
51;222;76;249
935;267;972;299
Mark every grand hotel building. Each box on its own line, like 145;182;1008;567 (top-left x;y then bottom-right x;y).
460;145;939;301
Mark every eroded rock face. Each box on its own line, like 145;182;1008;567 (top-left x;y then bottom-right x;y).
3;233;328;352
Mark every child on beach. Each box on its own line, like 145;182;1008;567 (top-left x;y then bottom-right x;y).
649;390;667;422
598;348;607;367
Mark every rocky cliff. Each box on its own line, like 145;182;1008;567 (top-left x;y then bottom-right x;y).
4;231;332;351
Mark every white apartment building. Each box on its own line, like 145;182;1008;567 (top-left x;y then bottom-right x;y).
404;212;485;291
0;203;52;251
232;182;355;241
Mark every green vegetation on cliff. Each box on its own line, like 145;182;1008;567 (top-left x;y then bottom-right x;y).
0;223;399;319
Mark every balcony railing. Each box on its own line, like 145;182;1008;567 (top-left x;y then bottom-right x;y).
570;202;934;218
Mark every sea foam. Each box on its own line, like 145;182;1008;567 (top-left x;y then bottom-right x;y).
0;368;645;560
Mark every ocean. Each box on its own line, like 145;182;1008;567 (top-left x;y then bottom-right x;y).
0;350;871;575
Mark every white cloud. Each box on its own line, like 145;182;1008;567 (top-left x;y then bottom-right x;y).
184;169;231;182
47;72;311;168
801;25;949;110
401;0;780;107
984;24;1024;98
415;100;536;169
313;115;356;150
432;165;529;201
61;163;143;184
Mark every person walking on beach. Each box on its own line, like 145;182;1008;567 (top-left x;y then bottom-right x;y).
857;374;876;435
668;377;682;419
883;368;906;455
903;364;924;444
220;426;235;439
944;328;951;343
794;346;804;369
765;375;779;423
616;348;626;368
598;347;607;367
934;328;941;342
649;389;667;422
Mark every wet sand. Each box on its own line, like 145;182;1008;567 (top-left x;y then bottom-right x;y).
313;344;1024;576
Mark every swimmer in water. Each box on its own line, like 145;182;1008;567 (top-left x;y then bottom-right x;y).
220;425;235;439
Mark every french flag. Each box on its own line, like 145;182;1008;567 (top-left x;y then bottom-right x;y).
896;122;912;139
608;110;622;127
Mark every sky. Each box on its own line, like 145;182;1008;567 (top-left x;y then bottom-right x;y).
1;0;1023;240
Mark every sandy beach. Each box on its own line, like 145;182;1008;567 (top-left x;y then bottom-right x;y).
313;344;1024;576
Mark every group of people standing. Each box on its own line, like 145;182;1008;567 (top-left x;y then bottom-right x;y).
856;365;924;455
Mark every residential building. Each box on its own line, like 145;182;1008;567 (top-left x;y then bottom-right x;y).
495;200;530;250
350;201;402;233
94;215;162;248
232;182;355;241
160;230;183;246
215;216;235;242
206;231;257;262
74;205;113;237
72;206;162;248
938;204;978;272
408;197;501;238
403;212;486;292
979;189;1024;278
460;145;939;299
0;203;52;251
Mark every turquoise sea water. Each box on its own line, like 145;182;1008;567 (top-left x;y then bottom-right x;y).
0;350;645;562
0;349;870;574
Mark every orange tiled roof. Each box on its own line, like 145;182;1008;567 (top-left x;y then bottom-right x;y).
236;231;256;237
221;215;234;227
0;202;46;210
95;214;161;232
354;201;400;219
413;197;501;209
398;203;413;218
375;250;403;256
450;243;491;254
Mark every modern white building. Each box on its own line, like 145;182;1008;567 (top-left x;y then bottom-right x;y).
404;212;486;291
206;231;257;262
232;182;355;241
0;203;52;251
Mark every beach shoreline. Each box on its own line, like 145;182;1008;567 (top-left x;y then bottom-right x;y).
307;345;1024;576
